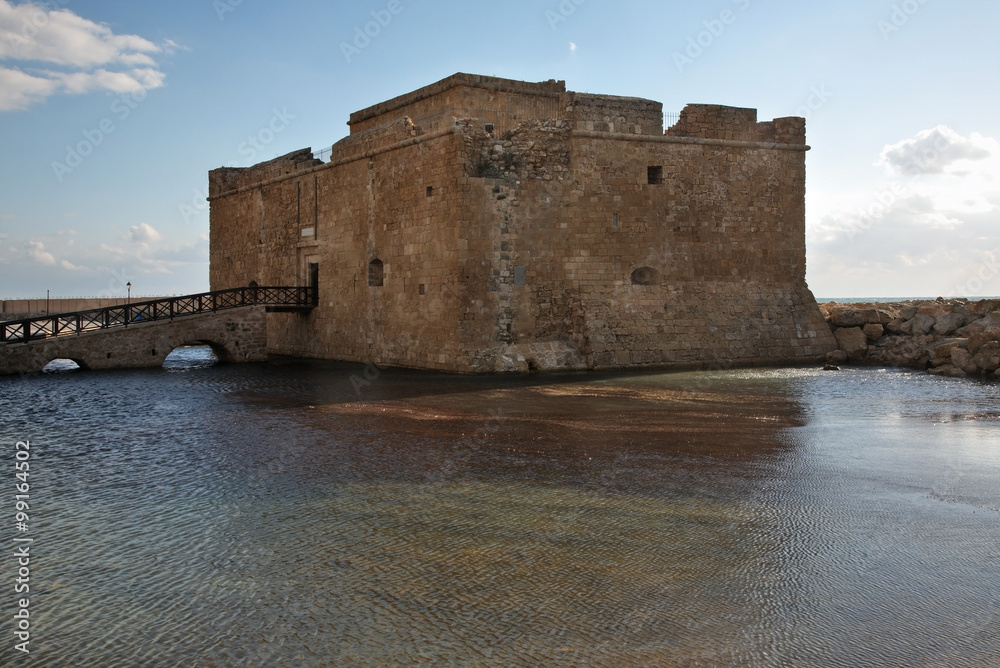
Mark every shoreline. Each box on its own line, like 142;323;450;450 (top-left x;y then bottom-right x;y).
820;298;1000;379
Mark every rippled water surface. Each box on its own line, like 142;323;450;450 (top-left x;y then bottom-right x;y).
1;350;998;667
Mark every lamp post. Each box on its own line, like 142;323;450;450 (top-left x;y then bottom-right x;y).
126;282;132;327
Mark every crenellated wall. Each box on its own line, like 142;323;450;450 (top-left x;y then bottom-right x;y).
208;73;836;373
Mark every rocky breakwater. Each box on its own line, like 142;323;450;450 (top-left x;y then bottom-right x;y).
820;299;1000;379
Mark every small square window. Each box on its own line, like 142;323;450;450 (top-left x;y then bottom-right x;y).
514;266;527;287
647;166;663;185
485;123;495;134
426;186;434;197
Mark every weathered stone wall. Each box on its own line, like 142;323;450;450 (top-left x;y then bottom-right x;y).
348;73;565;137
0;307;267;376
208;74;836;373
560;92;664;135
459;119;833;372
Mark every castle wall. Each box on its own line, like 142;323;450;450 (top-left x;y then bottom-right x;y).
560;92;664;136
208;76;837;374
349;73;565;137
211;120;482;371
463;113;834;371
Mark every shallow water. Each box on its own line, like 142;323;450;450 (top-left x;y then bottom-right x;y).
1;350;998;667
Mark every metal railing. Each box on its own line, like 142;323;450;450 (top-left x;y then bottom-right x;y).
1;286;315;344
312;146;333;163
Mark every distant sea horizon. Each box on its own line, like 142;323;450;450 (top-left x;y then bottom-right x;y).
817;296;1000;303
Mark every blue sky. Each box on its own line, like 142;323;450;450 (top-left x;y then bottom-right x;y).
1;0;998;299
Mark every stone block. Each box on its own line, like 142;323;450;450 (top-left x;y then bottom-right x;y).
973;341;1000;372
910;314;936;336
863;324;885;341
933;312;967;335
951;348;979;375
834;327;868;360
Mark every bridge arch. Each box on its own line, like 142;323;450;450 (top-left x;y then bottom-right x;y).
1;306;269;377
42;357;87;373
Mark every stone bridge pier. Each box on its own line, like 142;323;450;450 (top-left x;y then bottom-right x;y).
0;307;267;376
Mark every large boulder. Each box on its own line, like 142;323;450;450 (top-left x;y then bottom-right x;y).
969;331;999;356
973;341;1000;372
910;314;936;336
979;312;1000;331
917;304;946;319
972;300;1000;316
933;339;966;360
930;364;969;378
900;306;920;320
826;349;849;365
958;321;986;337
863;323;885;341
951;348;980;375
929;365;967;378
933;312;967;336
886;317;907;334
834;327;869;360
828;307;882;328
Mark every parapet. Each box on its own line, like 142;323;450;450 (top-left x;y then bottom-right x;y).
208;149;320;198
560;92;663;135
348;73;566;136
667;104;806;145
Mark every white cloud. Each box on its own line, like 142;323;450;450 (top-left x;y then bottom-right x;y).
0;65;56;109
879;125;994;175
25;240;55;265
0;228;209;296
0;1;171;111
808;126;1000;298
128;222;161;244
569;42;577;51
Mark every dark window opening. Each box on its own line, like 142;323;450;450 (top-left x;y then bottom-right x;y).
426;186;434;197
419;284;426;295
647;166;663;185
368;259;384;287
631;266;661;286
308;263;319;305
514;265;527;287
612;212;620;229
485;123;495;134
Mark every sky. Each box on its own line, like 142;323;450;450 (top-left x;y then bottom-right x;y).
0;0;998;300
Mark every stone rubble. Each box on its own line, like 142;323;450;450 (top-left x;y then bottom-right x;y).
820;299;1000;379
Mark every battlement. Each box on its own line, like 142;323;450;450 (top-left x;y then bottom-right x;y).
348;72;567;136
667;104;806;145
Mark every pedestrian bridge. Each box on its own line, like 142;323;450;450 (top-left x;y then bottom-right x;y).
0;286;314;376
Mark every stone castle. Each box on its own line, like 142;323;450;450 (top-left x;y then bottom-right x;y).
208;73;837;373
